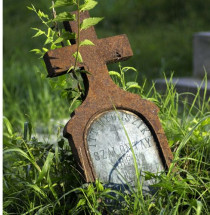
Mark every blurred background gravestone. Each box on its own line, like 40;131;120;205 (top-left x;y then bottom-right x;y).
193;32;210;78
155;31;210;99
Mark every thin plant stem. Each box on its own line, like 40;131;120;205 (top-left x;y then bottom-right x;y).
73;0;82;94
74;0;81;70
51;0;82;94
51;1;64;47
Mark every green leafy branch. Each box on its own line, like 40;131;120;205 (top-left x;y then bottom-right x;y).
29;0;103;114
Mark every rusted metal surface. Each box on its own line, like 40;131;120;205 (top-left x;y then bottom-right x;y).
43;34;132;77
43;11;173;182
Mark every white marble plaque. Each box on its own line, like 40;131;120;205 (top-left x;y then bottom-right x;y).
86;110;164;191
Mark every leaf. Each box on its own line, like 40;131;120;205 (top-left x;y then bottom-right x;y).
80;39;94;47
196;200;203;215
67;89;81;100
53;37;64;45
126;81;139;87
4;148;32;162
27;184;47;198
80;17;103;30
122;66;137;73
4;148;42;172
76;199;86;208
30;49;43;55
47;174;59;201
79;0;98;12
37;10;49;19
36;152;54;183
66;40;71;45
53;32;75;45
62;31;76;40
24;122;32;141
127;85;141;91
201;117;210;127
44;37;53;45
69;99;82;114
109;71;121;80
42;47;48;53
51;0;76;8
73;51;83;63
27;6;34;11
144;171;157;181
3;117;13;136
53;12;75;22
27;4;36;12
47;28;53;37
95;179;104;192
67;65;74;73
31;28;45;38
87;184;94;197
50;44;60;50
126;82;141;91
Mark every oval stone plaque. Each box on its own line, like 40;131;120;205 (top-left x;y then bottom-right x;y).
86;110;164;191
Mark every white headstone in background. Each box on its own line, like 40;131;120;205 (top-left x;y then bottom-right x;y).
193;32;210;78
155;31;210;99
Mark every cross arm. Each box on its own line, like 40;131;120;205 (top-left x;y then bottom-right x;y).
97;34;133;64
43;44;83;77
44;34;133;77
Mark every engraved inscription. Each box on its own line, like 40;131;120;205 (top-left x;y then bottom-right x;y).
86;110;164;192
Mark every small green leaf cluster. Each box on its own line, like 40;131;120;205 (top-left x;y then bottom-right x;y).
70;180;118;214
109;63;142;94
29;0;102;57
28;4;72;56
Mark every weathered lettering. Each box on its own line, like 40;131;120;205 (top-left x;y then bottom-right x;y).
87;110;165;190
141;127;149;135
132;119;143;128
88;136;96;142
108;147;116;158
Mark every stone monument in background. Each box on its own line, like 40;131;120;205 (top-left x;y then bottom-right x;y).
155;31;210;98
193;32;210;78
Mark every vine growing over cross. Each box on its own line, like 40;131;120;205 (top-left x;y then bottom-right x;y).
28;0;103;113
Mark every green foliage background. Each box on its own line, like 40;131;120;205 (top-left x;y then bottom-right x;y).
4;0;210;77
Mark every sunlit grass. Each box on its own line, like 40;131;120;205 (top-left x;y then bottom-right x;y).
3;63;210;214
3;60;69;129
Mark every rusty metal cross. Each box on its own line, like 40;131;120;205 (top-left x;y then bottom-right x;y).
43;11;173;182
44;11;133;87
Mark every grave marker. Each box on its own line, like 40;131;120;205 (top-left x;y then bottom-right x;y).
155;31;210;99
193;32;210;78
44;11;173;191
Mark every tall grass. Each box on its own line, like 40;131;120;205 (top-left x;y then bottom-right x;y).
3;60;69;129
3;65;210;214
